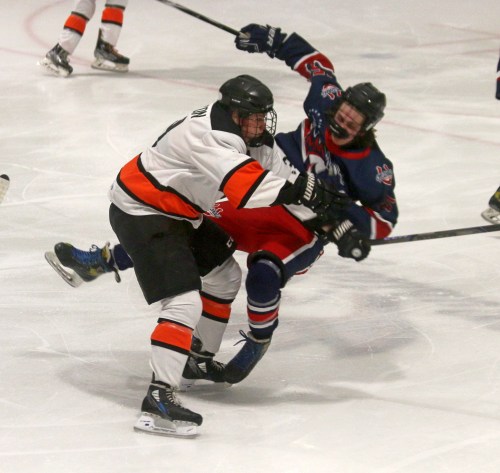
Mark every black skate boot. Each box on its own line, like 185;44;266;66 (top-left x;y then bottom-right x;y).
134;380;203;437
224;330;271;384
488;187;500;212
180;337;226;390
54;242;120;283
39;43;73;77
481;186;500;224
91;29;129;72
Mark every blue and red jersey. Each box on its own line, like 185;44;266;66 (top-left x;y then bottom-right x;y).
275;33;398;239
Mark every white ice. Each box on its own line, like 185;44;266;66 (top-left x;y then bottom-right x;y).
1;1;500;472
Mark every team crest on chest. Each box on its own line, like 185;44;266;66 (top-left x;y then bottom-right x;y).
205;202;223;218
321;84;342;101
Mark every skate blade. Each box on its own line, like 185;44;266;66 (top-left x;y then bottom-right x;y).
38;58;71;78
44;251;83;288
91;58;128;73
134;413;198;438
179;376;232;392
481;208;500;224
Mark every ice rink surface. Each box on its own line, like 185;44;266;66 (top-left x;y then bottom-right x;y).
1;1;499;472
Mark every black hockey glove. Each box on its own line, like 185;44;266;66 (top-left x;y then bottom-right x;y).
294;173;350;215
235;24;286;58
324;220;371;262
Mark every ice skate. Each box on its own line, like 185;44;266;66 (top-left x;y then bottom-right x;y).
134;381;202;438
481;208;500;224
481;187;500;224
39;43;73;77
45;242;120;287
91;29;129;72
0;174;10;204
180;337;227;390
224;330;271;384
488;188;500;212
45;251;83;288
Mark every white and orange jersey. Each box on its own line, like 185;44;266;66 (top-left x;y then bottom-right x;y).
109;102;292;227
248;138;315;222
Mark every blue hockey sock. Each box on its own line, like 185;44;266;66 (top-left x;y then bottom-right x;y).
245;259;282;339
112;244;134;270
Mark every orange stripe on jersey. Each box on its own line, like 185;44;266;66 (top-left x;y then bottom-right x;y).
221;159;268;209
64;13;88;35
117;155;201;219
151;321;192;353
101;6;124;26
201;295;231;322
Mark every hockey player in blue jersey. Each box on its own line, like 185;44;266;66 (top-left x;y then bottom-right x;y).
213;25;398;382
235;24;397;241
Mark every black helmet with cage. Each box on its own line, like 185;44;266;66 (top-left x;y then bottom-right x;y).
218;74;277;144
327;82;386;141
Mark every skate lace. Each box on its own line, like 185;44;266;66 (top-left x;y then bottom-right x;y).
101;41;124;58
234;329;250;346
233;330;269;346
165;389;183;407
110;45;121;56
208;359;226;373
72;245;104;266
57;50;69;61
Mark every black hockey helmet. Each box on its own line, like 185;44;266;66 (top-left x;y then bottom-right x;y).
341;82;386;132
218;75;277;143
219;74;274;115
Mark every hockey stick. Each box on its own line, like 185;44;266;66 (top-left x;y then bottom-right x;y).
370;223;500;246
156;0;239;36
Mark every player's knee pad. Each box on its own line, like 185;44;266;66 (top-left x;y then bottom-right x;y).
247;250;287;287
201;256;241;301
159;290;202;330
246;258;282;305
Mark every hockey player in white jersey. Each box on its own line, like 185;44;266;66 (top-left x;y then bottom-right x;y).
39;0;130;77
106;74;346;437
